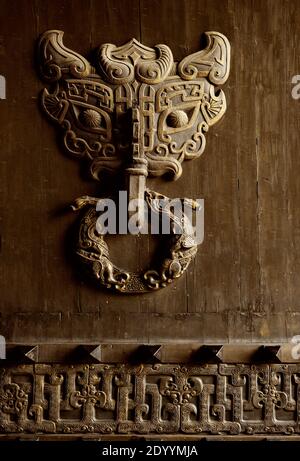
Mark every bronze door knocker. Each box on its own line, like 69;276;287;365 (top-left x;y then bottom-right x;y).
37;30;230;293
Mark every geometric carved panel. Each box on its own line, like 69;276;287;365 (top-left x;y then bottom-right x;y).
0;364;299;437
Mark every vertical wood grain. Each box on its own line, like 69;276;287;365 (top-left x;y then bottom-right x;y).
0;0;299;343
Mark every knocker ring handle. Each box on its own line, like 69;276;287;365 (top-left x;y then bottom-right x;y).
72;190;199;293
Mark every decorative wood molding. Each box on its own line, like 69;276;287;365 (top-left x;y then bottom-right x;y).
1;362;300;438
4;343;298;364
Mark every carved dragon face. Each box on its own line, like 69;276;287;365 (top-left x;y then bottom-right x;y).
38;30;230;181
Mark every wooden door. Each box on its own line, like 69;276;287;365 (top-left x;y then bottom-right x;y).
1;0;300;440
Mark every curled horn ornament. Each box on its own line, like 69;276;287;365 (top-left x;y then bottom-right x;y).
38;30;93;81
178;31;230;84
135;44;174;84
97;38;173;84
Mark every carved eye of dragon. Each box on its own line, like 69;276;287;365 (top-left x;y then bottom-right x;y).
37;30;230;293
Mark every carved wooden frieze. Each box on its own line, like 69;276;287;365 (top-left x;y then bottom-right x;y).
37;31;230;292
1;363;300;437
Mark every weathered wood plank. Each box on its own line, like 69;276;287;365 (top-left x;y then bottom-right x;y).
0;0;299;344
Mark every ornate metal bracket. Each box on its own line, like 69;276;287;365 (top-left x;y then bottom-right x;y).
37;30;230;293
